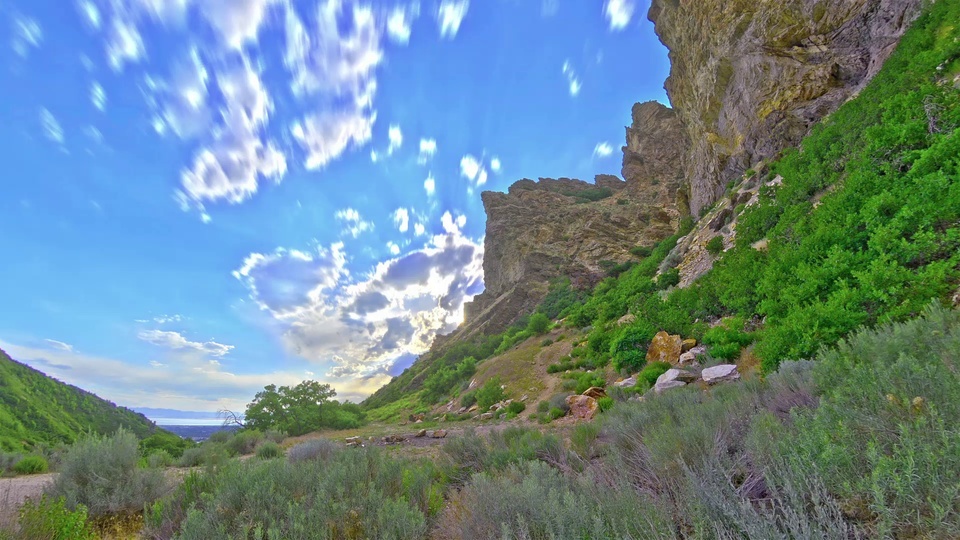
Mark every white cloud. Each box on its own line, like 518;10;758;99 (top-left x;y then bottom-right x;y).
153;314;183;324
156;48;211;139
603;0;635;31
179;57;287;205
292;109;376;170
441;211;467;234
490;156;501;173
594;142;614;158
45;339;74;353
459;154;488;187
199;0;280;49
387;242;401;256
138;329;234;357
335;208;374;238
418;138;437;164
386;5;418;44
90;82;107;111
234;219;484;381
106;19;145;71
437;0;469;39
285;2;382;170
393;208;410;232
77;1;101;30
414;222;426;236
39;108;64;144
11;14;43;57
424;173;436;196
387;124;403;154
562;60;582;97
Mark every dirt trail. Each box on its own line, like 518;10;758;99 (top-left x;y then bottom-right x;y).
0;472;55;525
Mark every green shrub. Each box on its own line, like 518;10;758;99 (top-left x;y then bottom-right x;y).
226;429;264;455
15;495;96;540
475;377;506;412
703;317;754;360
45;428;165;516
506;401;526;415
561;371;606;394
638;361;672;387
570;422;602;459
264;429;286;444
287;439;338;464
460;391;477;408
597;396;614;412
657;268;681;290
536;400;550;414
206;430;232;444
548;407;565;420
139;431;192;459
630;245;653;258
526;312;552;335
13;455;48;475
610;320;657;373
540;338;554;347
177;447;205;468
145;450;174;468
706;236;724;256
255;441;282;460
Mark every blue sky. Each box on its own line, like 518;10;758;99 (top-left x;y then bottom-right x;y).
0;0;668;413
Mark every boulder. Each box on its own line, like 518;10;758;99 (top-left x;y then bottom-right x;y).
614;377;637;388
565;395;599;420
345;436;361;447
582;387;607;399
646;331;683;364
520;394;528;402
457;407;467;414
467;404;479;413
679;351;697;364
681;338;697;352
383;434;405;444
479;412;495;421
415;429;427;438
430;429;447;439
654;380;687;393
701;364;740;384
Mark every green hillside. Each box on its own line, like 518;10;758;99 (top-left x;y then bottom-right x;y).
0;348;162;451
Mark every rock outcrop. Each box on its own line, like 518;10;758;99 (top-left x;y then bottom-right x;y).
649;0;923;215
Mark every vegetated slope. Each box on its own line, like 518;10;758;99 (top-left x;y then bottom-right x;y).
0;348;162;451
367;0;960;414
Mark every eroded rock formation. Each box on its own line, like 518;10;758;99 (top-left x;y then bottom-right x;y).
649;0;922;214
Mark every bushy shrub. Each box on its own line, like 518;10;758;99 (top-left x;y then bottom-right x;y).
703;317;754;360
526;312;551;335
536;400;550;414
561;371;606;394
638;361;672;387
13;455;48;475
177;447;205;468
441;427;566;485
45;428;165;516
630;245;653;258
206;430;232;444
610;320;657;373
460;391;477;408
475;377;506;411
706;236;724;256
434;461;671;540
14;496;96;540
597;396;614;412
506;401;526;415
226;429;263;455
287;438;338;464
140;431;192;459
255;441;282;460
540;338;554;347
145;450;174;468
145;449;434;538
263;429;286;444
548;392;572;414
548;407;565;421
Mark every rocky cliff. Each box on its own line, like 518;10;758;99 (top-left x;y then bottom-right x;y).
650;0;922;215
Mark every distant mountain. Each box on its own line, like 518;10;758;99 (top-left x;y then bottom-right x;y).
0;348;164;451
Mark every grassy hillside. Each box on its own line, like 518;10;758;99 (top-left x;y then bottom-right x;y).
0;348;162;451
366;0;960;416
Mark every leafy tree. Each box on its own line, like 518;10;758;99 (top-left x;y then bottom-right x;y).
526;313;551;335
244;381;339;436
475;378;506;412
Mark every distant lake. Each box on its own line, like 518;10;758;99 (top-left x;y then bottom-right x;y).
152;418;227;426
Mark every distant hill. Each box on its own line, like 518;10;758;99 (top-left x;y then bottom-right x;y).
0;348;163;451
133;408;225;421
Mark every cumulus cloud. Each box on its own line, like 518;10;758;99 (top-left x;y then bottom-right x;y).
154;48;211;139
603;0;635;31
199;0;280;49
285;2;382;170
387;124;403;154
414;222;426;236
234;217;484;381
335;208;375;238
39;108;64;144
90;82;107;111
418;138;437;164
424;173;436;196
437;0;469;39
387;242;401;256
11;14;42;57
459;154;489;187
234;244;348;316
393;208;410;233
490;156;502;173
594;142;614;158
386;4;418;44
562;60;582;96
138;329;234;357
178;57;287;206
106;19;145;71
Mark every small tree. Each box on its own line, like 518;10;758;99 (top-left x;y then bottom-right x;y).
526;313;551;335
476;378;507;411
244;381;337;436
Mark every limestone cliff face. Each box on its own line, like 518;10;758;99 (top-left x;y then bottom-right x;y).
455;101;690;338
650;0;922;215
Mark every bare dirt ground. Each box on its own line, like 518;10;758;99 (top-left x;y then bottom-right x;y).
0;472;55;526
